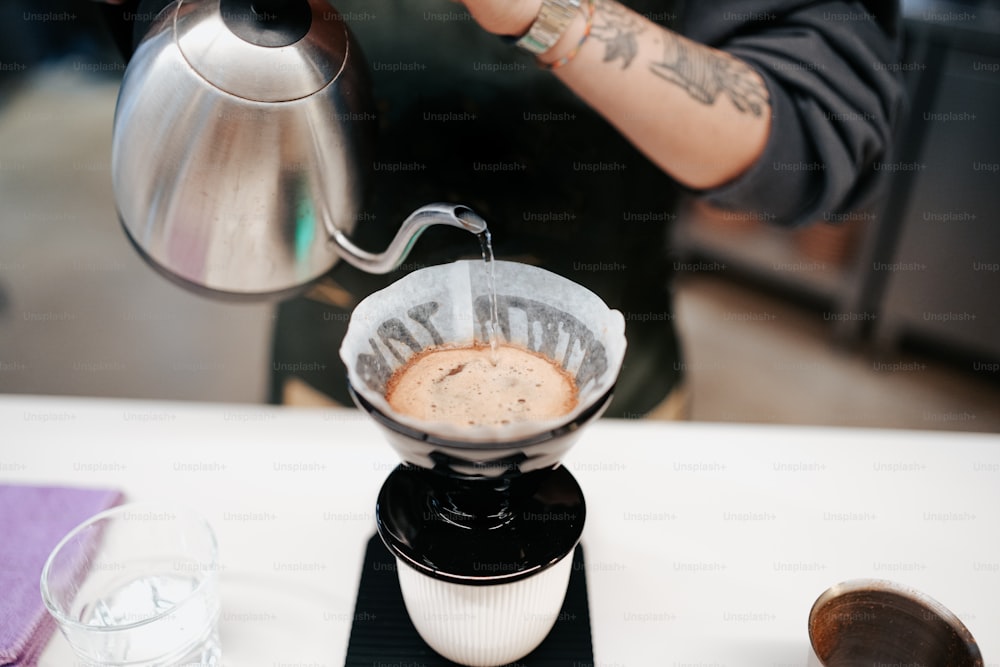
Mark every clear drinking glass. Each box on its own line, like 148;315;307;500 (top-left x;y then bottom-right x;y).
40;503;221;667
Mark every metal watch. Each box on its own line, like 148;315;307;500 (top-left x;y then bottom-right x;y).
515;0;584;55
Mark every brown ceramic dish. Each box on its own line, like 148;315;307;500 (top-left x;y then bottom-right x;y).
809;579;983;667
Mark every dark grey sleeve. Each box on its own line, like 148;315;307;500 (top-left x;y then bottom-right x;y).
681;0;905;226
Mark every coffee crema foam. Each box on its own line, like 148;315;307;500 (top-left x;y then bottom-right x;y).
385;344;578;427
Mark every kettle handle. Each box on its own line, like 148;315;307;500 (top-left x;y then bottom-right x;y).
327;203;487;274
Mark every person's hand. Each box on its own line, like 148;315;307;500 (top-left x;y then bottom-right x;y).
455;0;541;36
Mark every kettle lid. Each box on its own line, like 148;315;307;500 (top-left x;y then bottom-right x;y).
174;0;350;103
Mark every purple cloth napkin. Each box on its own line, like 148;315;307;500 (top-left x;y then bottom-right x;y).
0;484;123;667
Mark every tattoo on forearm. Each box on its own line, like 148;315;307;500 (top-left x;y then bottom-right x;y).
589;0;646;68
649;31;769;116
588;0;768;116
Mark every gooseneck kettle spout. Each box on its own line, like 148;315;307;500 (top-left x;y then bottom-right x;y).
112;0;486;297
327;204;487;275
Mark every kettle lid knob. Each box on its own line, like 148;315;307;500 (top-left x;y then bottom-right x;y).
219;0;312;48
175;0;352;103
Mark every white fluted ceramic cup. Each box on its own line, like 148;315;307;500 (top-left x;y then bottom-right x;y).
397;553;574;667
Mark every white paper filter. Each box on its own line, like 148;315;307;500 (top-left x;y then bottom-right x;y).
340;260;627;442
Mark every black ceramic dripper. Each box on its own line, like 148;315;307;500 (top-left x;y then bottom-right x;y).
340;259;626;665
352;384;613;585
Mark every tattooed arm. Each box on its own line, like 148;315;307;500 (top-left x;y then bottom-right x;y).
462;0;772;190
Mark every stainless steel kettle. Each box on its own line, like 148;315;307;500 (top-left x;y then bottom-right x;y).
112;0;485;297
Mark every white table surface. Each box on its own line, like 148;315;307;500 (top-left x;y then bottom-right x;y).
2;394;998;666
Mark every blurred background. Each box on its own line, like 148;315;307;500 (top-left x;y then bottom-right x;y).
1;0;998;430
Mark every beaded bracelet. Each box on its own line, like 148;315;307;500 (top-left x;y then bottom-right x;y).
539;0;596;71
